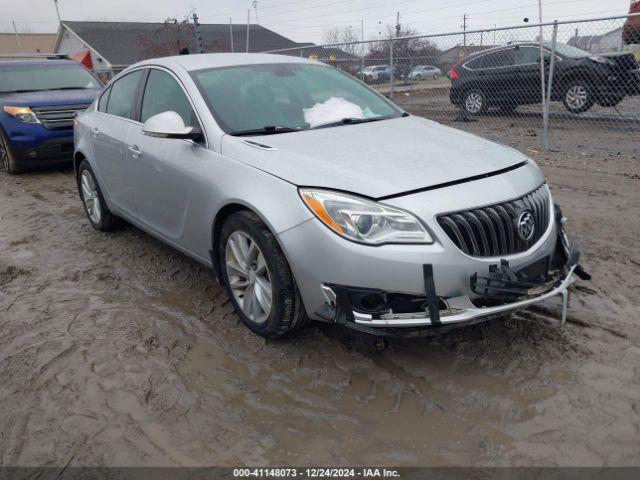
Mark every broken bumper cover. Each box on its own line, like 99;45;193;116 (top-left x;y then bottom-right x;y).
315;217;583;336
348;265;577;328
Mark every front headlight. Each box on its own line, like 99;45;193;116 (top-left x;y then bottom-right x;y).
3;106;40;123
299;188;433;245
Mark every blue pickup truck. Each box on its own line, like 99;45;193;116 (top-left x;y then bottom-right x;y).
0;56;101;174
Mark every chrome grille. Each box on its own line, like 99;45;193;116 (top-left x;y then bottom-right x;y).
437;184;551;257
31;104;89;130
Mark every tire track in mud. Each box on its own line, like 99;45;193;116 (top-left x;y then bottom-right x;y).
0;150;639;466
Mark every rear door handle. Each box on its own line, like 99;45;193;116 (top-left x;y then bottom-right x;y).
128;145;142;158
91;127;100;137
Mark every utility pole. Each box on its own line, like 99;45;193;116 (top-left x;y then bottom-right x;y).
252;1;259;25
192;13;204;54
12;21;22;54
462;14;468;53
229;18;234;53
246;10;250;53
395;11;401;37
53;0;61;22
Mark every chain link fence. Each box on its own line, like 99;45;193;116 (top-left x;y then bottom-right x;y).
265;14;640;155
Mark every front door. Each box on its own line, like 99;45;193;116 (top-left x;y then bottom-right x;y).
127;68;207;248
514;45;548;104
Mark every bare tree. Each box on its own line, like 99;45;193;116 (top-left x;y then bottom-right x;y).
138;17;195;58
321;26;361;56
138;16;230;59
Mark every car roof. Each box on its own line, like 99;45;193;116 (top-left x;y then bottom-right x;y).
131;53;324;72
0;59;77;68
462;42;541;61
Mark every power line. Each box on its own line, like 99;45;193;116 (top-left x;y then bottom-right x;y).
260;0;610;34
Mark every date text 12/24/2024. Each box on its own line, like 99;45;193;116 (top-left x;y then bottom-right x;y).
233;468;401;478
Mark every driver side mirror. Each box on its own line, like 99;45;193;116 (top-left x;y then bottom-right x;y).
142;111;200;140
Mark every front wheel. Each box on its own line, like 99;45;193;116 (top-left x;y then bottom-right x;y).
0;131;23;174
77;160;121;231
220;211;309;338
563;81;594;114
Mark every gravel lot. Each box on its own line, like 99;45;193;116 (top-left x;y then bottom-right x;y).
1;118;639;467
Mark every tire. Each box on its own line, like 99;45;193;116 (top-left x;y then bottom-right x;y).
219;211;309;338
462;88;487;115
0;131;24;175
77;160;121;231
499;103;518;114
598;95;625;108
563;80;594;114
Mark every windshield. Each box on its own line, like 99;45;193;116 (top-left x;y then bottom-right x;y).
0;64;101;94
192;63;401;133
547;43;590;58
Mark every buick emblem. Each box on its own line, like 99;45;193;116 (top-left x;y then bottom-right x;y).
516;211;535;241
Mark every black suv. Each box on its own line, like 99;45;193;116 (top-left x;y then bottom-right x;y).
449;42;640;115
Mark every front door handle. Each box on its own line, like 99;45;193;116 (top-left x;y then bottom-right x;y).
128;145;142;158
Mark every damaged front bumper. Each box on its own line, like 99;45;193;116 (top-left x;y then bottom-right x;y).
314;208;585;337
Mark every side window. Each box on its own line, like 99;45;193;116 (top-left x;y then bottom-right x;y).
97;87;110;112
483;49;514;68
515;47;541;65
106;70;144;120
465;57;484;70
141;69;196;126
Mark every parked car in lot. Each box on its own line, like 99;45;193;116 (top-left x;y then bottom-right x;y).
0;55;101;174
450;42;640;115
623;0;640;45
359;65;391;83
408;65;442;80
74;53;585;339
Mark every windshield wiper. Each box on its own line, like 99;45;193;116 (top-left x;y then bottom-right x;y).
1;89;41;94
230;125;302;136
44;86;94;91
311;116;392;129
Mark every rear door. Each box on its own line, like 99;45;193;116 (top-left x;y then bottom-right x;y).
126;67;208;248
478;48;516;105
91;69;145;216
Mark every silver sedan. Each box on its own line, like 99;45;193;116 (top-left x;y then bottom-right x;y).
74;53;584;339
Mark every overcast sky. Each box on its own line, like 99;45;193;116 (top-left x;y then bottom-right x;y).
1;0;633;43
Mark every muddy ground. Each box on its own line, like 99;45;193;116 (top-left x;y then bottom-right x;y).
1;117;639;467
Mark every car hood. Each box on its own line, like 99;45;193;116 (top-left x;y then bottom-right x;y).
0;89;99;107
221;115;532;199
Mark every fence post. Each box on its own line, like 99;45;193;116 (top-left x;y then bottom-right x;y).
389;38;395;100
543;21;559;151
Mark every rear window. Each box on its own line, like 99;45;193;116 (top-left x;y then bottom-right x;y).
465;57;484;70
106;70;144;120
97;87;110;112
483;49;514;68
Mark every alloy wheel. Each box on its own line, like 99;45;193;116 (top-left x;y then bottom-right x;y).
465;92;483;114
80;170;102;225
225;231;273;324
565;85;588;110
